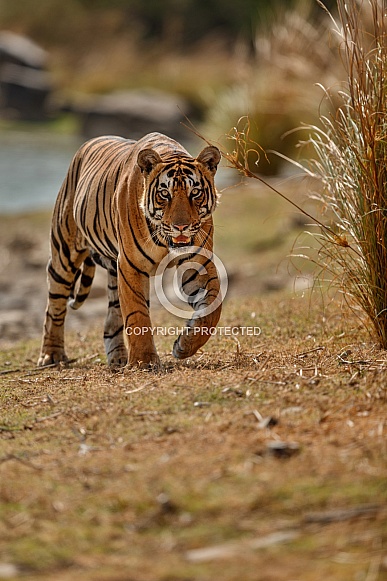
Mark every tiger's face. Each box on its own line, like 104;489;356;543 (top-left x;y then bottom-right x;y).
138;146;221;249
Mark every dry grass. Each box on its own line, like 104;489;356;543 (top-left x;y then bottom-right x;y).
293;0;387;350
199;0;387;351
1;293;386;581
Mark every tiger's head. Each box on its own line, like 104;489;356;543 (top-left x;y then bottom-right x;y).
137;145;221;249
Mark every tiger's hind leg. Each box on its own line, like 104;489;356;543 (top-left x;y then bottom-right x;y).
38;230;88;367
104;261;127;368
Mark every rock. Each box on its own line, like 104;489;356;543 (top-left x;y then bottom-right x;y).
0;563;19;579
265;440;300;459
0;31;52;121
0;63;52;121
0;31;47;69
73;89;191;140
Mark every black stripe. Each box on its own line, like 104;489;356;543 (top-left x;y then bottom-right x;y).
79;274;94;287
104;326;124;340
56;226;79;274
73;293;90;303
181;258;212;286
84;255;95;266
48;264;73;288
118;265;149;306
49;292;69;300
125;310;150;327
128;217;156;265
107;345;125;356
117;232;150;278
47;309;67;321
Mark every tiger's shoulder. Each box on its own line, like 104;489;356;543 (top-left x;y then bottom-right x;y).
75;132;191;173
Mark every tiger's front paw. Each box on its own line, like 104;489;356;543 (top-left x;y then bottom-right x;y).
173;321;217;359
37;350;68;367
172;334;197;360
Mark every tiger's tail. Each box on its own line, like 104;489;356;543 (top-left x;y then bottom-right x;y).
68;253;96;310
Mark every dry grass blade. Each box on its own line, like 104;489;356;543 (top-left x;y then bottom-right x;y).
184;116;357;252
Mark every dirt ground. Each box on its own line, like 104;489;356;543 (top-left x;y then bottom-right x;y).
0;211;109;347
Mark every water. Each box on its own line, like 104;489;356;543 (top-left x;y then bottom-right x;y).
0;130;81;214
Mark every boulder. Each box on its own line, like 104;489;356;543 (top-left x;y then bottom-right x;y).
0;31;52;120
0;63;52;120
0;31;47;69
73;89;191;140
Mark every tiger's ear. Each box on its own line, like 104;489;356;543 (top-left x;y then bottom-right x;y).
137;148;163;174
196;146;221;175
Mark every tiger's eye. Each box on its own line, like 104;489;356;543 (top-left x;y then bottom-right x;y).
158;189;170;200
191;188;202;198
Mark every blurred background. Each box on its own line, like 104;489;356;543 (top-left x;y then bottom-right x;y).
0;0;341;183
0;0;342;344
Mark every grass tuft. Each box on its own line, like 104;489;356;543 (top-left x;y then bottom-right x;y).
199;0;387;349
299;0;387;349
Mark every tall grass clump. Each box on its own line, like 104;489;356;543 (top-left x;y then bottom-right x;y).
302;0;387;348
197;0;387;348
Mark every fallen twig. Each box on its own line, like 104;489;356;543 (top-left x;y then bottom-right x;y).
304;504;381;524
125;379;158;394
35;411;63;423
0;353;100;377
185;530;299;563
0;368;21;376
296;346;325;358
0;453;43;471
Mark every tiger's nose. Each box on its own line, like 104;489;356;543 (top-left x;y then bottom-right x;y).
173;224;189;232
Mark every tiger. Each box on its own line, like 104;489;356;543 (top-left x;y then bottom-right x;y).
37;132;222;370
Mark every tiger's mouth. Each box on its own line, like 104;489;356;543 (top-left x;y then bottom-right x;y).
170;234;191;248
